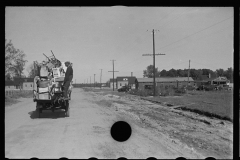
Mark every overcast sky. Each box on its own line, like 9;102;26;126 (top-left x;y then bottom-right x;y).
5;7;233;83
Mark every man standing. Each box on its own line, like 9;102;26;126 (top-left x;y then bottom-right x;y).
63;61;73;99
68;81;73;100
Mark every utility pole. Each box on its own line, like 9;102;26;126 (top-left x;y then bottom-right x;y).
90;76;91;87
75;79;76;84
108;60;119;91
100;69;102;89
131;72;133;77
143;29;165;96
188;60;190;86
94;74;96;88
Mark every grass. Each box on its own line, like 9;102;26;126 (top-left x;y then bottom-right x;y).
82;87;233;122
144;90;233;122
82;87;127;97
5;90;33;106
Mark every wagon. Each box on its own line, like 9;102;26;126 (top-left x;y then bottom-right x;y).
33;77;70;118
33;90;70;118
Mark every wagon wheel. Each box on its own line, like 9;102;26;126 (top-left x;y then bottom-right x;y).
65;101;70;117
68;92;71;100
35;102;41;118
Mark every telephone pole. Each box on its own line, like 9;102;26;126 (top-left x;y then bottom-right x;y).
100;69;102;89
90;76;91;87
94;74;96;88
188;60;190;85
143;29;165;96
108;60;119;91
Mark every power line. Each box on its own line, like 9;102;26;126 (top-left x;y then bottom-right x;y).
117;13;232;72
121;8;177;54
157;7;192;29
115;8;182;70
116;9;192;71
100;69;102;88
161;24;233;55
108;60;119;91
155;16;233;51
94;74;96;88
142;29;166;96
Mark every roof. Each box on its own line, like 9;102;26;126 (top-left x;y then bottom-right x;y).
212;77;229;82
198;76;229;82
5;81;15;86
14;78;34;84
109;78;117;82
116;77;136;84
136;77;194;83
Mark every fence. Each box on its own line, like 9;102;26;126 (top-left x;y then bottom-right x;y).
5;89;32;97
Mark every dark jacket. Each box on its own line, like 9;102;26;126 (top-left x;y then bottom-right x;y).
64;66;73;83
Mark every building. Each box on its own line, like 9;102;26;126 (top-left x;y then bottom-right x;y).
136;77;195;90
5;81;16;90
109;78;117;89
13;78;34;90
116;76;136;89
195;73;229;86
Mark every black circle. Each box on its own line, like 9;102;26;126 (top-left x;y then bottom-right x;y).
176;157;186;160
110;121;132;142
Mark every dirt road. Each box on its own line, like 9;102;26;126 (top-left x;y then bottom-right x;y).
5;88;233;159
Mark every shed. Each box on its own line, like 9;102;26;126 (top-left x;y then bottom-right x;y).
109;78;117;89
14;78;34;90
5;81;16;90
116;76;136;89
136;77;194;90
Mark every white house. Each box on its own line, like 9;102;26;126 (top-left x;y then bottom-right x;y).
109;78;117;89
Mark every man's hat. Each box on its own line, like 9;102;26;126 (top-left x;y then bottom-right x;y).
64;61;70;65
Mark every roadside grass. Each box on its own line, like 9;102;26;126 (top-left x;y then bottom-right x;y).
144;90;233;122
82;87;233;122
82;87;127;97
5;90;33;106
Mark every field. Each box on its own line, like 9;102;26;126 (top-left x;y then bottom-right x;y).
142;90;233;122
83;87;233;122
5;90;33;106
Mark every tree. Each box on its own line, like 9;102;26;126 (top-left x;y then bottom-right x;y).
5;39;27;79
216;68;224;77
190;69;203;80
223;67;233;82
26;62;36;78
160;69;167;77
143;65;160;78
176;69;185;77
167;68;177;77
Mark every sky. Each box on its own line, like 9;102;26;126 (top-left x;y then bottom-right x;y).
5;7;233;84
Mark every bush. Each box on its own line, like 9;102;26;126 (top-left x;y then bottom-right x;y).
128;89;149;97
186;86;196;91
129;86;187;97
157;86;181;96
204;85;215;91
174;88;186;94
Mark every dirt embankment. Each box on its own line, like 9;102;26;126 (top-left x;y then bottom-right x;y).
87;89;233;159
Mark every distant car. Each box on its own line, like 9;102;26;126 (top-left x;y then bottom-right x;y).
117;86;129;92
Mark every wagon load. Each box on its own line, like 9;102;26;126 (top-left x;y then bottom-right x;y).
33;51;70;118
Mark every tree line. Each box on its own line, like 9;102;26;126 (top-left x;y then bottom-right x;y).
5;39;28;80
143;65;233;81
